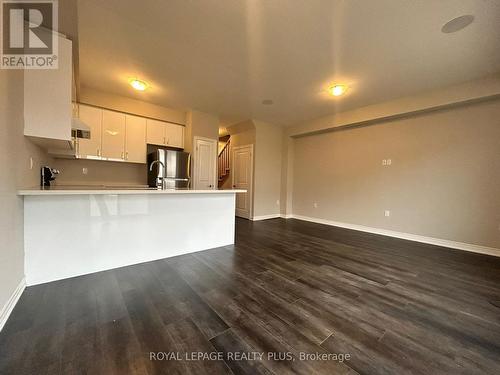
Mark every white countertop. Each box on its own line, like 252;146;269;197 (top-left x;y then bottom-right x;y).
18;186;246;196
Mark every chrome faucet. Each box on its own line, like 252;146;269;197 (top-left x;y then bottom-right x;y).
149;160;165;188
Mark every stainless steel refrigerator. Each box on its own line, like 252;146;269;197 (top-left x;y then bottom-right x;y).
147;149;191;189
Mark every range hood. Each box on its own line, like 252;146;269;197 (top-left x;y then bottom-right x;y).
71;117;91;139
47;116;91;158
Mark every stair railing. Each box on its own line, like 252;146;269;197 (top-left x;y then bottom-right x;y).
218;139;230;186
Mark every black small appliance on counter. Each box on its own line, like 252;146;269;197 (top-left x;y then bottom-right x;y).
41;166;60;187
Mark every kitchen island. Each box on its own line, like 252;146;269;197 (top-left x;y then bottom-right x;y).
18;188;245;285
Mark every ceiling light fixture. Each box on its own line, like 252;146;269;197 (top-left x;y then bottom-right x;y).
329;84;348;97
130;79;148;91
441;15;474;33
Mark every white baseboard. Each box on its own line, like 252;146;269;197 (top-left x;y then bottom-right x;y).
280;214;293;219
288;214;500;258
0;278;26;332
251;214;282;221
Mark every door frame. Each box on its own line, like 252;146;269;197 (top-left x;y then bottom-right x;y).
193;136;217;189
232;144;254;219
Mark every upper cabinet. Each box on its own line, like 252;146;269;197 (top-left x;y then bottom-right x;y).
166;123;184;148
74;104;149;164
125;115;147;163
146;119;166;146
101;110;126;160
77;104;102;159
24;34;72;142
146;119;184;149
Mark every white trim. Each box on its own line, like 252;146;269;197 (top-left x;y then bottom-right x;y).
0;278;26;332
287;214;500;258
280;214;293;219
252;214;281;221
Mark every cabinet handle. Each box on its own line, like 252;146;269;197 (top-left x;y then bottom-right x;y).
97;148;100;157
125;152;129;160
121;151;124;159
163;137;166;144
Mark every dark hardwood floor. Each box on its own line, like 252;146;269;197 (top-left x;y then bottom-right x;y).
1;218;500;374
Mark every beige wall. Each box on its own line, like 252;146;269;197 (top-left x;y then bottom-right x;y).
0;70;53;316
230;128;256;148
184;110;219;153
291;98;500;249
253;121;283;217
53;159;146;186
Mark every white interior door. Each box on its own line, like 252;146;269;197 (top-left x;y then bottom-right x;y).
232;144;253;219
194;137;217;189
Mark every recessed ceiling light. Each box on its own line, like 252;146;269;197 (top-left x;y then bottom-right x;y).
441;15;474;33
130;79;148;91
329;84;348;97
262;99;274;105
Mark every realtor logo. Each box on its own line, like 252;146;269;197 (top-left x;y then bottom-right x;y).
1;0;58;69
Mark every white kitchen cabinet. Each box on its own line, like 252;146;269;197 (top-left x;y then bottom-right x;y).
125;115;147;163
146;119;184;148
165;123;184;148
77;107;147;163
146;119;166;146
24;34;72;142
101;109;126;160
77;104;102;159
65;105;180;163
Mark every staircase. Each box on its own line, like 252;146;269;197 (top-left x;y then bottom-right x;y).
218;138;230;188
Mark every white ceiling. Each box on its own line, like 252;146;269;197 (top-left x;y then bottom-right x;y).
77;0;500;126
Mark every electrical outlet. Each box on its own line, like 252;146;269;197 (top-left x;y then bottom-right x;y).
387;158;392;165
29;157;33;170
313;202;318;208
382;159;387;166
82;167;88;175
384;210;391;217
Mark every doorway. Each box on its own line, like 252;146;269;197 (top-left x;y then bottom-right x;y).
193;137;217;189
232;144;254;219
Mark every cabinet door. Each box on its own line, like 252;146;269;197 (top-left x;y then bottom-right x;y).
101;110;126;160
24;34;72;141
125;115;147;163
78;104;102;159
165;123;184;149
146;119;166;146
